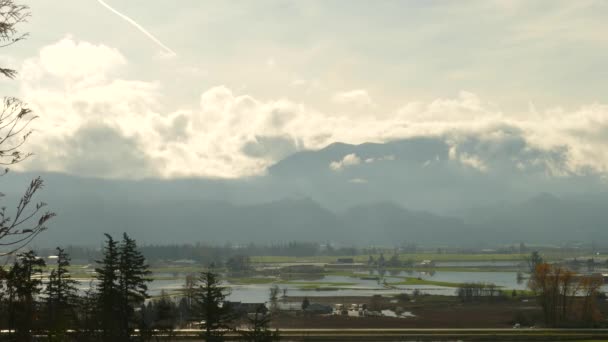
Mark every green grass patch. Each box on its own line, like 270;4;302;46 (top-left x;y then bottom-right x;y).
298;286;341;291
227;277;276;285
226;277;358;288
388;277;463;288
324;270;361;277
385;266;518;272
286;281;357;287
148;266;204;273
250;253;528;264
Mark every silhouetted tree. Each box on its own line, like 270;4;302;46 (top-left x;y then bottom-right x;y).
0;1;54;257
240;305;280;342
45;247;79;341
118;233;151;339
5;250;46;340
193;271;236;341
77;282;100;341
95;234;121;341
137;302;154;342
152;290;177;341
301;297;310;311
94;233;151;340
525;251;543;274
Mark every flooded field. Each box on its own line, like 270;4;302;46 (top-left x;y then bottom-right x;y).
99;269;528;301
434;261;521;267
69;264;607;302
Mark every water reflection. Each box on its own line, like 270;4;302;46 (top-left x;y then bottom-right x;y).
73;268;539;303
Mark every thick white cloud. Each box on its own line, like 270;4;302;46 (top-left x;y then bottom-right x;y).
365;155;396;164
449;146;488;172
332;89;374;107
7;38;608;179
22;37;126;82
329;153;361;171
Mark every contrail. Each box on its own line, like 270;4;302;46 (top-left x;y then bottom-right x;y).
97;0;177;57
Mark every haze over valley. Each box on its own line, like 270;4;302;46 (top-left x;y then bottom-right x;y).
9;136;607;247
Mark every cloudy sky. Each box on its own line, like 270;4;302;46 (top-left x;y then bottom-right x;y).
2;0;608;178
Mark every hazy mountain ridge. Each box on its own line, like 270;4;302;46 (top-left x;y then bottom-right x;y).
22;191;608;247
5;137;608;246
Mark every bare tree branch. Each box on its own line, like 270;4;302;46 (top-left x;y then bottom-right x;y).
0;1;54;257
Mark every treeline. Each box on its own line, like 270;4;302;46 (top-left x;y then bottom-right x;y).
456;283;503;302
0;233;280;341
367;253;417;268
38;242;364;265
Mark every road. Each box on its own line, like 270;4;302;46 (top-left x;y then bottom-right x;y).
4;328;608;341
159;328;608;341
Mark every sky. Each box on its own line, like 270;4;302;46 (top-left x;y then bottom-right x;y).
1;0;608;179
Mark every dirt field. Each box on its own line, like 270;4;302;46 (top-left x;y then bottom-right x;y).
273;295;544;329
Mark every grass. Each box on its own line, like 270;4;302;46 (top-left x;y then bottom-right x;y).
287;281;357;287
325;270;361;277
148;266;204;273
298;286;342;291
385;266;519;272
250;253;528;264
387;277;464;288
227;277;276;285
226;277;358;289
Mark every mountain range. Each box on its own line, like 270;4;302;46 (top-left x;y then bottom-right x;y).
4;137;607;247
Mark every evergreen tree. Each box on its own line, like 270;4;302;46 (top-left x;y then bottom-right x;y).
117;233;151;339
136;302;154;342
95;233;121;341
152;290;177;341
240;305;280;342
177;297;192;326
5;251;46;340
193;271;236;341
77;282;100;341
45;247;79;341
